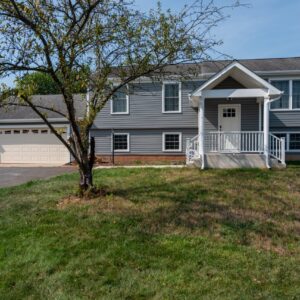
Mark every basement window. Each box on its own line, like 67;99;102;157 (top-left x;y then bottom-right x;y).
289;134;300;150
112;133;130;152
163;133;182;152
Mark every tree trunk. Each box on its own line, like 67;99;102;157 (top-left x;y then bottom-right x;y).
79;166;93;192
78;137;96;195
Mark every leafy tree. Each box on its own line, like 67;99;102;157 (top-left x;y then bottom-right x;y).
16;72;60;94
0;0;240;195
16;69;89;95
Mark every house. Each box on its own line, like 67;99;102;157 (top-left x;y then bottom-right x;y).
92;57;300;168
1;57;300;168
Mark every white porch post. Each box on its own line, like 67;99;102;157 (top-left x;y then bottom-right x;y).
198;97;205;169
263;96;270;168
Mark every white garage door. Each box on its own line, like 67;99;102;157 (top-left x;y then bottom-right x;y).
0;128;70;164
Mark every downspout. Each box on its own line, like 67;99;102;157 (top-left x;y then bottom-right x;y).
264;92;283;169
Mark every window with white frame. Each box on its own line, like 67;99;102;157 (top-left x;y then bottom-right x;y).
163;133;182;152
270;80;289;109
289;133;300;150
111;89;129;114
292;80;300;109
270;79;300;110
113;133;129;152
163;82;181;113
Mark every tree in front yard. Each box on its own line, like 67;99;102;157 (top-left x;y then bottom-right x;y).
0;0;240;195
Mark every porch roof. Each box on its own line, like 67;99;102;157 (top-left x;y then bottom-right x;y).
189;61;283;106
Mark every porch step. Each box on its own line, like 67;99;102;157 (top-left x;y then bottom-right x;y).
198;153;267;169
270;158;286;169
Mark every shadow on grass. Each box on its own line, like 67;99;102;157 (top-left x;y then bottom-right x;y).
108;168;300;253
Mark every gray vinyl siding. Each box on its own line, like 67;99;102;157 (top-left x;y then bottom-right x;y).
93;81;203;129
91;128;197;155
205;98;259;131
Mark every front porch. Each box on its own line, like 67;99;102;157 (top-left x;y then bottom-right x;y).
186;61;286;169
186;131;285;168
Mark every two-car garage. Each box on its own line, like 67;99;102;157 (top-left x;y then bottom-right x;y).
0;127;70;165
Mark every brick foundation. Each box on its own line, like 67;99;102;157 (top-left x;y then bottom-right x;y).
95;154;186;165
286;154;300;161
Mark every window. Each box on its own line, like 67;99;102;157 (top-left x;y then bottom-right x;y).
22;130;29;134
111;89;129;114
13;130;20;134
163;133;182;152
32;129;39;134
113;133;129;152
270;80;289;109
223;108;236;118
293;80;300;109
5;130;11;134
269;79;300;110
163;82;181;113
41;129;48;134
289;134;300;150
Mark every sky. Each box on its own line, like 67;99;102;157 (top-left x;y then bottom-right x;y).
2;0;300;86
134;0;300;59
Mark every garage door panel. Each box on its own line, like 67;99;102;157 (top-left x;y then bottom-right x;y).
0;128;69;164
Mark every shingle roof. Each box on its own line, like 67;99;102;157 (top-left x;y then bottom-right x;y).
161;57;300;75
0;94;86;120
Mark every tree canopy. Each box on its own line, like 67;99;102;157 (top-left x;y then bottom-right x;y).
15;70;89;95
0;0;240;194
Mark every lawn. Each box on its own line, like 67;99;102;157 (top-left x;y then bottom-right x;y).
0;166;299;299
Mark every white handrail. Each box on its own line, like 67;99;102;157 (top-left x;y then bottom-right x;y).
269;134;286;165
186;131;286;166
186;135;199;164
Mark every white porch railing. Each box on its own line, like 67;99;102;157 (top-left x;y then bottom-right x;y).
269;133;286;164
186;135;199;164
186;131;286;165
204;131;264;153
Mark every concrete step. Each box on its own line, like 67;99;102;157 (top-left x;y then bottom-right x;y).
191;153;267;169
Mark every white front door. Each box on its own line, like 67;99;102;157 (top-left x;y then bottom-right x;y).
218;104;241;152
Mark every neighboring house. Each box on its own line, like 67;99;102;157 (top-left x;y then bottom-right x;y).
1;57;300;167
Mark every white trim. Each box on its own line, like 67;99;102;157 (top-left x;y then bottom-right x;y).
202;88;269;99
0;124;68;129
110;86;130;115
162;132;182;152
111;132;130;152
218;104;241;132
162;81;182;113
0;118;68;123
192;62;282;98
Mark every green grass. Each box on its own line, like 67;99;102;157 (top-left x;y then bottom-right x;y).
0;165;300;299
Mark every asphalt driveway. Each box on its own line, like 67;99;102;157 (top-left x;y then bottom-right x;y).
0;166;76;188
